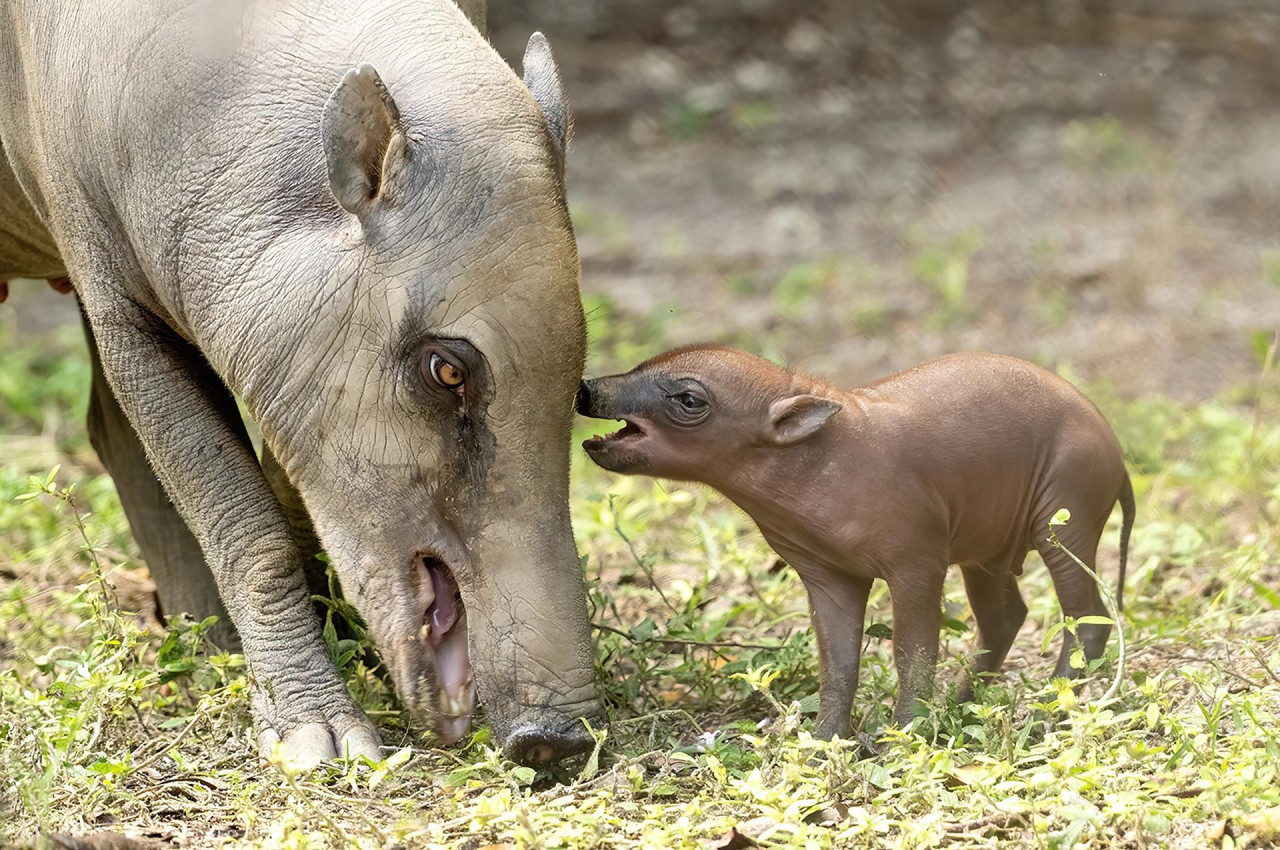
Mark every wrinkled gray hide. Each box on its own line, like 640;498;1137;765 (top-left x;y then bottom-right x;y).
0;0;601;769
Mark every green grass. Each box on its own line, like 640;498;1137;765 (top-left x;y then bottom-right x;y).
1;322;1279;849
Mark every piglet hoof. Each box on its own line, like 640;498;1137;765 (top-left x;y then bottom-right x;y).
257;715;383;771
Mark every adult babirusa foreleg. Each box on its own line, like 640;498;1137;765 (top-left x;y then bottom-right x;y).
80;291;381;768
81;309;239;650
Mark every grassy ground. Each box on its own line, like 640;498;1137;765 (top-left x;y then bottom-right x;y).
1;318;1279;850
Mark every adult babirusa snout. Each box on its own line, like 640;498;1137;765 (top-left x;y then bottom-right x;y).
506;718;596;765
460;517;604;764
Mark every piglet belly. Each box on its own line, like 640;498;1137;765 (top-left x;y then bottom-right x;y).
946;491;1039;571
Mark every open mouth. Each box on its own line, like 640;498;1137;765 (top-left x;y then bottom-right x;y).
583;419;645;451
419;557;475;744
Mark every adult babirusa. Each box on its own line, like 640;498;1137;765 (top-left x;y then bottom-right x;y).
0;0;601;767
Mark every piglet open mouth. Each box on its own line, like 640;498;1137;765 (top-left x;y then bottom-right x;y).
583;419;645;451
418;556;475;744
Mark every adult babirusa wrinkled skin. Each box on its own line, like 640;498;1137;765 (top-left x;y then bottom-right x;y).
0;0;602;768
578;346;1134;739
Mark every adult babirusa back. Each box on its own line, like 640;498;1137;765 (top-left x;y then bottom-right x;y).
0;0;602;767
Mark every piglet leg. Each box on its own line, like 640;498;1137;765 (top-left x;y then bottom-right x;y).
887;566;946;726
1035;530;1109;678
799;567;871;740
957;565;1027;702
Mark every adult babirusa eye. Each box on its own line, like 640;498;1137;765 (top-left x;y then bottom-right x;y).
677;393;706;410
429;353;466;393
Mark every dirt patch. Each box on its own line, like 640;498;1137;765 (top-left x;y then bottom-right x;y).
491;0;1280;399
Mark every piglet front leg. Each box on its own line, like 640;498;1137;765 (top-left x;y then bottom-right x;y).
798;567;872;740
887;566;947;726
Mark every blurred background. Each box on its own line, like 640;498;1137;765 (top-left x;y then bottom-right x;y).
487;0;1279;400
5;1;1278;412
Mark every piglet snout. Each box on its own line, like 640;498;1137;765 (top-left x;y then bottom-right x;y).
575;380;594;416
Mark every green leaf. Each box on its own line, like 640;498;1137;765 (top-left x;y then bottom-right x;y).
630;618;656;642
1049;508;1071;527
864;763;893;789
1054;815;1090;848
384;746;412;770
511;765;537;786
444;765;481;787
1042;621;1067;653
577;718;605;783
1076;615;1115;626
1252;580;1280;609
865;623;893;641
650;782;677;797
89;759;129;775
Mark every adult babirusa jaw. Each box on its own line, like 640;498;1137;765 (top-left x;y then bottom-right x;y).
414;554;475;744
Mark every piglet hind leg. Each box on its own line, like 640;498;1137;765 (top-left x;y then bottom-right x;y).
1034;525;1110;680
886;564;947;727
956;558;1028;703
799;568;872;740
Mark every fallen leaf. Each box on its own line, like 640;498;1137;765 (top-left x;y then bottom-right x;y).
803;802;849;826
709;827;759;849
1242;806;1280;841
738;817;779;839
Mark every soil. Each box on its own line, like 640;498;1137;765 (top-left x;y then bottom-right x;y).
489;0;1280;400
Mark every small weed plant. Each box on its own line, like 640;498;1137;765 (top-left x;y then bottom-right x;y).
1;327;1278;848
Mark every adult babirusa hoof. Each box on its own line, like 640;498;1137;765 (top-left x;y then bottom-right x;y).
257;717;383;770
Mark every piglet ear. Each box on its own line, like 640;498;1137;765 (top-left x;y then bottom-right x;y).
322;64;402;217
765;395;842;446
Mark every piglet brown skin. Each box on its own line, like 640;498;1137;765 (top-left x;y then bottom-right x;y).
578;346;1134;738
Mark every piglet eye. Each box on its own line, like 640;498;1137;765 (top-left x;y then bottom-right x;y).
429;353;466;393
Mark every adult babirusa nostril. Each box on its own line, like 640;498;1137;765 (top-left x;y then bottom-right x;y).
575;381;593;415
525;743;555;764
505;722;595;766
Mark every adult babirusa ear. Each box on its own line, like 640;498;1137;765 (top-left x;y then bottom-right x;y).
522;32;572;179
765;395;842;446
322;64;403;217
